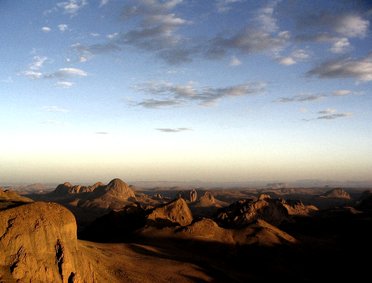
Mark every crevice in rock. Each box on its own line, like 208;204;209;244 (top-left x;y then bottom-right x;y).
68;272;76;283
55;240;64;281
0;217;16;240
9;246;24;274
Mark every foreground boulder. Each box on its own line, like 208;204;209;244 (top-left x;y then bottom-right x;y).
0;202;95;282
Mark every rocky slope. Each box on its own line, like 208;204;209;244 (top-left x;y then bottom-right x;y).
0;188;33;210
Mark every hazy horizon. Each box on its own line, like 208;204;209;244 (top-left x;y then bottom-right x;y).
1;0;371;184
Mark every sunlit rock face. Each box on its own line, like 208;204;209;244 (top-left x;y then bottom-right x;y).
0;202;95;282
147;198;193;227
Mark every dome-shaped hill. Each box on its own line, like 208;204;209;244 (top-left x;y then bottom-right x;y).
147;198;193;227
177;218;234;243
234;219;297;246
100;178;136;201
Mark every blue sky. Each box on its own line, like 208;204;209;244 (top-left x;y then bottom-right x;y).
0;0;371;184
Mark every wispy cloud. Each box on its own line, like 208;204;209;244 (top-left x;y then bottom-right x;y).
303;108;353;121
316;109;352;120
57;0;87;15
295;12;369;54
307;54;372;82
72;2;292;65
277;49;310;66
216;0;243;13
120;0;189;53
229;55;242;66
30;56;47;70
206;28;290;59
22;56;47;79
45;67;87;79
156;127;191;133
206;2;290;59
58;24;68;32
55;81;74;88
99;0;109;7
95;131;109;135
334;15;369;38
41;26;51;33
107;32;118;39
22;56;87;85
135;81;266;108
276;94;325;103
297;13;369;38
42;106;69;113
332;89;353;96
71;42;121;61
330;37;350;54
23;70;43;79
137;98;183;109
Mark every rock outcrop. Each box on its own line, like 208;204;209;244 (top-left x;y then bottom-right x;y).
189;189;197;202
53;179;135;200
50;178;136;210
281;199;318;216
147;198;193;227
216;195;290;228
321;188;351;200
196;191;216;207
0;202;95;282
54;182;100;195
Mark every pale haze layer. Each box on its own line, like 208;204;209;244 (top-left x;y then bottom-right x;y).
0;0;371;184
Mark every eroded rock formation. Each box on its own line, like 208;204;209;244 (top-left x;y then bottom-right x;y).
0;202;95;282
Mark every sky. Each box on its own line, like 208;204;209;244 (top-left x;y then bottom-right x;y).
0;0;372;185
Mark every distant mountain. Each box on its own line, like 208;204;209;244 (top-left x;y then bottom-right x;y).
321;188;351;199
44;178;136;209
